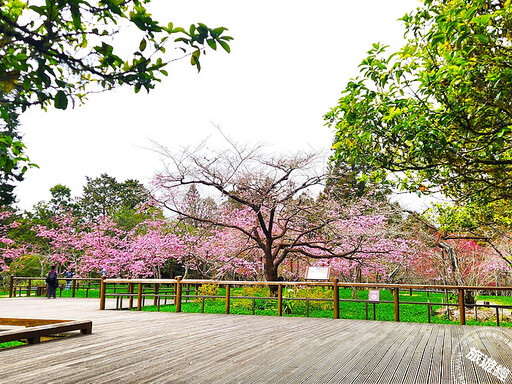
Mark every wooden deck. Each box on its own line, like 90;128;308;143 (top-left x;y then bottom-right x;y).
1;297;511;384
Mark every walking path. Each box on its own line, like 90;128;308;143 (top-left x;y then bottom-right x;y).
1;297;511;383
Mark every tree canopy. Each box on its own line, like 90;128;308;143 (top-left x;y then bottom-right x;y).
152;143;417;286
325;0;512;206
0;0;232;204
79;173;149;219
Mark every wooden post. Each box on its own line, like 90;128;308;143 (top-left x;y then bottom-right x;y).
427;300;431;323
99;276;106;310
459;288;466;325
225;284;231;314
9;276;14;298
153;283;159;306
176;276;182;312
26;279;31;297
195;270;199;298
496;307;500;327
72;279;77;297
394;288;400;322
333;278;339;319
277;284;283;316
128;283;134;309
137;283;142;311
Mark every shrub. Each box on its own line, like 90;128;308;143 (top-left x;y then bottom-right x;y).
196;283;219;301
283;286;333;314
232;285;270;311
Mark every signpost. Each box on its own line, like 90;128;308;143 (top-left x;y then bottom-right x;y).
305;266;330;280
368;289;380;321
368;289;380;302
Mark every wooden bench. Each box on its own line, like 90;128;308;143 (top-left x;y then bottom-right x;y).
0;318;92;344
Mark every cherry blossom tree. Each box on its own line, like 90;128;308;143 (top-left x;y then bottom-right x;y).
34;211;185;278
152;143;418;288
0;210;26;272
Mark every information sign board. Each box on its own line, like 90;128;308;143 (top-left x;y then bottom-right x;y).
368;289;380;302
305;266;330;280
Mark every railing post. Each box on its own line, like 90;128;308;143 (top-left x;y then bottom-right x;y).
277;284;283;316
9;276;14;298
137;282;142;311
99;276;106;310
128;283;134;309
394;287;400;322
225;284;231;314
459;288;466;325
176;276;182;312
26;279;31;297
153;283;159;306
72;279;77;297
333;278;339;319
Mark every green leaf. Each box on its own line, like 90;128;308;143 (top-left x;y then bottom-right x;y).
475;34;489;44
219;40;230;53
207;39;217;50
54;91;68;110
139;39;147;52
191;50;200;68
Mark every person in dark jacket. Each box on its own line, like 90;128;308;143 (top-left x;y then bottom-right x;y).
45;265;59;299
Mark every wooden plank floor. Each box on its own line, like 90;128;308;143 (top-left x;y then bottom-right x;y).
1;297;511;384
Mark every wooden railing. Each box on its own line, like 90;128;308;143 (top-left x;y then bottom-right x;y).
9;277;102;298
98;277;512;326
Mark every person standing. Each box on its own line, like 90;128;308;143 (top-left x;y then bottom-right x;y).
45;265;59;299
64;269;74;291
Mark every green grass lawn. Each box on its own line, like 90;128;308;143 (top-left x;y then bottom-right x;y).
0;341;25;349
477;295;512;306
133;286;510;327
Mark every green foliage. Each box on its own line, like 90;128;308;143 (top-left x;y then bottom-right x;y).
196;283;219;301
231;285;271;311
0;1;232;198
322;159;392;203
283;286;333;314
79;174;151;222
8;254;47;277
326;0;512;206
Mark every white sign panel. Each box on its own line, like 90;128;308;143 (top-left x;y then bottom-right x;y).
368;289;380;302
305;266;330;280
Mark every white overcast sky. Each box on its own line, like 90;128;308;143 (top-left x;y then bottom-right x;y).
16;0;432;212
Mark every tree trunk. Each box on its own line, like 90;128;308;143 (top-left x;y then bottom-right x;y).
465;290;476;305
351;268;359;299
264;256;279;297
439;241;476;305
